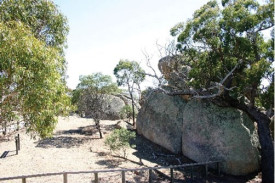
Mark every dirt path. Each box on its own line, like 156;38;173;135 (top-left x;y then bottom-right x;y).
0;115;261;183
0;116;170;182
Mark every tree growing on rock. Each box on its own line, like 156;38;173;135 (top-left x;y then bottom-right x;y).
114;60;145;127
0;0;70;138
75;73;120;138
153;0;273;182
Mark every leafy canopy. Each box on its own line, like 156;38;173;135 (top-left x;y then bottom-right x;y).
72;72;121;105
0;21;70;138
77;73;120;93
114;60;145;126
170;0;274;109
74;73;121;138
0;0;70;138
72;72;120;117
0;0;69;49
114;60;145;88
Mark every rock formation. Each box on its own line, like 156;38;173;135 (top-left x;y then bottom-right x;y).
137;91;185;154
84;95;125;120
102;95;126;120
137;90;260;175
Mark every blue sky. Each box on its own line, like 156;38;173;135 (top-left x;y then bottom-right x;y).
53;0;208;89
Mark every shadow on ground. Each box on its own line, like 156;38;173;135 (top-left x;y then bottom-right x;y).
131;133;193;166
96;159;124;168
129;133;260;183
54;125;96;136
0;150;17;159
54;124;118;136
36;136;91;148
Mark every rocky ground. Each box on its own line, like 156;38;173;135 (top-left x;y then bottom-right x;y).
0;115;261;183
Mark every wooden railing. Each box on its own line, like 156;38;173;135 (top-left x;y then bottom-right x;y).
0;161;221;183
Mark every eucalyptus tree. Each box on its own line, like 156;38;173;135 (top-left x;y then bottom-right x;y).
0;22;70;138
165;0;273;182
0;0;69;50
75;73;120;138
114;60;145;127
0;0;70;138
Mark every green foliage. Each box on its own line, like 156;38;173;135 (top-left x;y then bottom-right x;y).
114;60;145;87
0;0;70;138
119;105;137;119
170;0;274;109
0;0;69;50
114;60;145;126
77;73;121;94
0;21;70;138
71;88;82;105
105;128;136;158
72;72;121;110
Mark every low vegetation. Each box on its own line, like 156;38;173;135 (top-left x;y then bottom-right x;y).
105;128;136;158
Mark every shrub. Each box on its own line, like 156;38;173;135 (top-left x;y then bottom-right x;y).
119;105;132;119
105;128;135;158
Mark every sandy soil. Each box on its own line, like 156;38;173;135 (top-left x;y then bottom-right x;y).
0;115;261;183
0;116;172;183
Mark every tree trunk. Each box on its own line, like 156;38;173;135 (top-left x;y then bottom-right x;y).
130;93;135;127
257;117;274;183
98;128;103;139
226;97;274;183
95;120;103;139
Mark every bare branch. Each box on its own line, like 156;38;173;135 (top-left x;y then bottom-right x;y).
152;59;242;100
141;49;164;87
221;61;242;84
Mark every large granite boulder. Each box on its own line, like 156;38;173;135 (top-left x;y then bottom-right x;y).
137;90;260;175
158;56;191;89
102;95;126;120
181;100;260;175
137;91;186;154
84;95;125;120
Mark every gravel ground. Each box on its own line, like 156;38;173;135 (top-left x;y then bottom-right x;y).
0;115;261;183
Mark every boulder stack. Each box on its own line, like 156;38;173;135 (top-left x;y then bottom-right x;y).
137;90;260;175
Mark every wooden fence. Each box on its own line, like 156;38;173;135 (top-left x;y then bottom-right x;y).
0;161;221;183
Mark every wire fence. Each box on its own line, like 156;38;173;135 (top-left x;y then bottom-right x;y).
0;161;221;183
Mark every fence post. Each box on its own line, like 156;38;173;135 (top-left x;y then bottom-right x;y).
170;168;174;183
121;171;125;183
22;178;26;183
63;173;68;183
94;172;99;183
149;169;153;183
15;137;18;155
17;134;20;150
17;121;19;131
